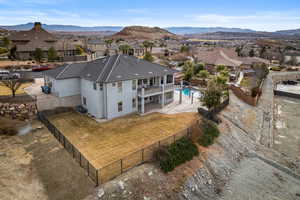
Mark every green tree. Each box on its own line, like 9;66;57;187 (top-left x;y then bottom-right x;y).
0;47;8;54
220;69;229;78
214;75;228;87
216;65;226;72
249;49;255;57
183;61;195;81
104;39;113;48
9;46;17;59
235;46;242;56
142;41;152;53
119;44;132;55
201;80;223;110
1;37;10;48
143;52;154;62
194;63;204;74
34;48;44;63
197;70;209;81
47;47;58;61
180;45;190;53
76;45;85;55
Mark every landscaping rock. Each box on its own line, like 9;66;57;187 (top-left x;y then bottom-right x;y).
118;181;125;190
97;188;105;199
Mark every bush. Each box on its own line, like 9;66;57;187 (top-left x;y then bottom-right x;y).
156;137;199;173
198;120;220;147
0;47;8;54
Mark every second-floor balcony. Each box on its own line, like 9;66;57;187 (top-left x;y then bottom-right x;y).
138;84;175;97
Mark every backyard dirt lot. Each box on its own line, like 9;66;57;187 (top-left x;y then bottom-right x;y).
48;112;199;170
0;120;95;200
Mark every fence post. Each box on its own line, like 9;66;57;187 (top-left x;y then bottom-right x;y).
79;153;82;167
87;162;89;176
173;135;176;143
96;169;99;186
141;149;144;162
120;159;123;174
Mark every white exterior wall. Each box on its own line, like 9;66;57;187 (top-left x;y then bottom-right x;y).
106;80;138;119
45;76;80;98
80;79;105;119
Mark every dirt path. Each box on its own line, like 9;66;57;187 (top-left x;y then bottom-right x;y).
0;121;95;200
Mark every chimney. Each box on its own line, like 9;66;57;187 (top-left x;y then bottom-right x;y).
34;22;42;31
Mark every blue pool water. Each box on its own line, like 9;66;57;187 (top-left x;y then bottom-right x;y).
176;88;202;98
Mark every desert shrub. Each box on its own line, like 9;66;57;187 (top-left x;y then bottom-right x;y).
198;120;220;147
156;137;199;173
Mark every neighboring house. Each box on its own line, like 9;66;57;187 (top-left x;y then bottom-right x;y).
284;52;300;65
44;55;177;119
8;22;81;61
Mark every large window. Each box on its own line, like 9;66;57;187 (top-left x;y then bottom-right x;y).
118;102;123;112
117;81;122;93
93;82;97;90
132;80;137;90
83;97;87;105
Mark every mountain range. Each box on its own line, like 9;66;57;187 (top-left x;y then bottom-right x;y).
1;22;300;36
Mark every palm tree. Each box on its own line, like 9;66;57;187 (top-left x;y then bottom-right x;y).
143;41;152;53
104;39;113;48
119;44;132;55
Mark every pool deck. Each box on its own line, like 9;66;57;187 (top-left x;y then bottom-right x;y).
158;89;204;114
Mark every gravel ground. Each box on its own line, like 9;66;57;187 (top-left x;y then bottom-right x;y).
0;120;95;200
274;96;300;160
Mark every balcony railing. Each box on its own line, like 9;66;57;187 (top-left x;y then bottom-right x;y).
138;84;175;96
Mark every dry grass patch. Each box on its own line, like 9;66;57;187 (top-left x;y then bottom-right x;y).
0;83;32;96
48;111;198;169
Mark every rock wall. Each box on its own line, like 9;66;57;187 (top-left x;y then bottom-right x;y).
0;103;37;121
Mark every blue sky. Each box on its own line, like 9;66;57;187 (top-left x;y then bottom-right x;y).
0;0;299;31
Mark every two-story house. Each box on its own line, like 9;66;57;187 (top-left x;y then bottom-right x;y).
44;55;176;119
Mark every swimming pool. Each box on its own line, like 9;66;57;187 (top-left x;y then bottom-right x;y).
176;88;202;98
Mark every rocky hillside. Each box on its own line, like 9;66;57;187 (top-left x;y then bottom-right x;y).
110;26;180;40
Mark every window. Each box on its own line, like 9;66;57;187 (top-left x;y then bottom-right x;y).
167;75;173;84
83;97;87;105
117;81;122;93
99;83;103;91
93;82;97;90
132;80;136;90
118;102;123;112
132;98;136;108
161;76;164;85
112;82;116;87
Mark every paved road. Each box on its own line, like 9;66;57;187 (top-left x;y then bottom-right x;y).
16;71;44;79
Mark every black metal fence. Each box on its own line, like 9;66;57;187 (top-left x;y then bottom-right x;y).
38;111;99;186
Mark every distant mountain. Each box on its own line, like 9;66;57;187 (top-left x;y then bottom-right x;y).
276;29;300;35
110;26;181;40
1;22;299;36
166;27;256;35
0;23;256;34
0;22;123;32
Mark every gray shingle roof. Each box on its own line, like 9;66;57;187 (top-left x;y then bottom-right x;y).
45;55;177;82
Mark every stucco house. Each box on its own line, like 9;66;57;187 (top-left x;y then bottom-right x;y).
44;55;176;119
